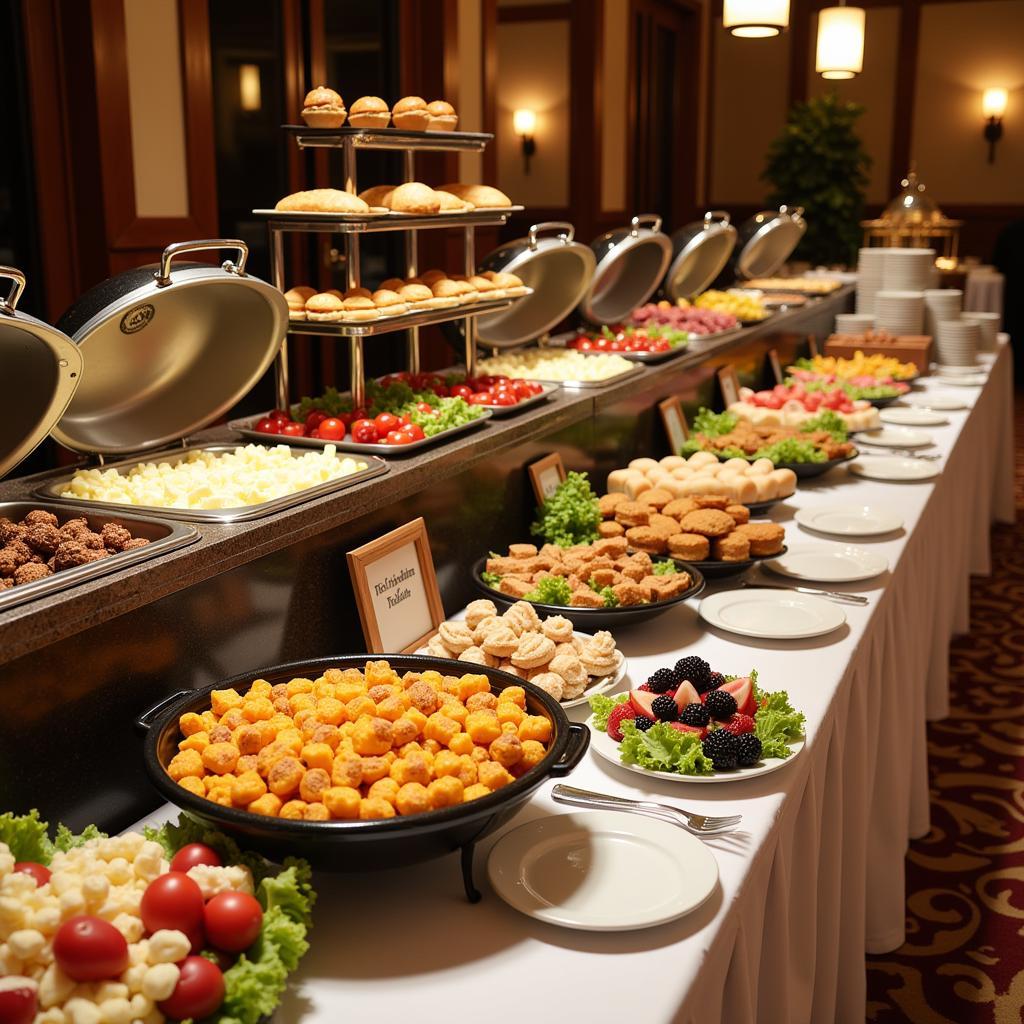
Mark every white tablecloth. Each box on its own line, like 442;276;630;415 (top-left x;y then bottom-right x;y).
134;344;1016;1024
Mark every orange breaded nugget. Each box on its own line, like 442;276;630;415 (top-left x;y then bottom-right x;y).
612;581;648;606
678;509;736;538
648;513;682;539
693;494;730;510
668;533;710;560
570;586;606;608
663;498;699;519
625;526;668;554
712;533;751;561
598;520;625;538
598;492;628;518
614;501;650;528
725;504;751;525
640;487;673;509
734;522;785;556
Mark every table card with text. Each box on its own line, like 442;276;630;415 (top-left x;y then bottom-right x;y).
658;397;689;455
528;453;567;506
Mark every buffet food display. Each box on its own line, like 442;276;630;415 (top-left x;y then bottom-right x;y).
630;301;738;336
565;323;689;358
300;89;460;131
475;348;638;385
792;351;918;382
691;289;769;323
741;276;843;294
729;383;882;431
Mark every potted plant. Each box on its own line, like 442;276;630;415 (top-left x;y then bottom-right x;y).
762;92;871;268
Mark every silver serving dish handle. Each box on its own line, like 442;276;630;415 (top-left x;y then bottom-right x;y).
0;266;27;316
154;239;249;287
703;209;732;228
630;213;663;236
528;221;576;249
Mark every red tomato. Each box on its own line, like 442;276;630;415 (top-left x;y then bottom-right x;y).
317;417;346;441
526;382;544;396
374;412;400;434
269;409;291;423
169;844;221;874
53;916;129;982
577;339;594;351
401;423;426;441
351;419;378;444
468;392;492;405
12;862;50;887
431;384;450;398
384;429;414;445
203;892;264;953
0;979;38;1024
511;381;534;399
398;414;412;426
281;422;306;437
351;407;368;421
304;411;327;431
490;392;518;406
254;417;280;434
157;957;225;1021
141;872;205;936
308;429;320;438
450;384;473;399
414;402;433;414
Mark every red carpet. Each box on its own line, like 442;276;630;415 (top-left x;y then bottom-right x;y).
865;395;1024;1024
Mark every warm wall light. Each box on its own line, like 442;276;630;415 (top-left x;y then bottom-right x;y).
982;88;1007;163
724;0;790;38
816;5;865;80
513;109;537;173
239;64;262;112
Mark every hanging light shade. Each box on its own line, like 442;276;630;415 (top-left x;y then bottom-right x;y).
816;6;865;79
723;0;790;38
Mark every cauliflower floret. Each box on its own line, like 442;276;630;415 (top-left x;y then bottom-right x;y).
81;874;109;906
31;906;62;934
146;929;190;964
186;863;254;899
0;846;15;876
132;843;165;883
111;912;144;943
0;895;29;934
0;942;23;975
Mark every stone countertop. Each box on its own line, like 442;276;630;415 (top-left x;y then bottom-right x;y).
0;287;851;664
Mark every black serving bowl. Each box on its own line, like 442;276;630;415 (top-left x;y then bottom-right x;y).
678;544;788;580
866;391;908;408
713;449;858;479
746;492;796;515
138;655;589;872
472;556;705;630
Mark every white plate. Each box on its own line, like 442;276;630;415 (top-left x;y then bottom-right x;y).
849;456;941;482
699;589;846;639
587;716;804;784
939;374;987;388
936;364;984;377
904;393;968;411
415;630;626;709
857;426;933;449
763;544;888;582
487;811;719;930
880;407;949;427
795;505;903;537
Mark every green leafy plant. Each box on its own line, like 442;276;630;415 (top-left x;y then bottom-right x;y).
530;471;602;547
762;92;871;267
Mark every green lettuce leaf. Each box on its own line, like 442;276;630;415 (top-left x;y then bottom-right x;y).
523;576;573;605
53;823;105;853
0;809;53;864
753;687;805;759
589;693;628;730
530;471;602;547
618;721;714;776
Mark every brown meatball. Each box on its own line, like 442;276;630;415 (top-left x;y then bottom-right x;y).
5;541;33;567
122;538;150;551
24;523;60;556
13;562;52;586
53;541;94;570
57;518;91;541
0;520;26;545
23;510;59;529
0;578;12;590
101;523;133;552
82;531;105;550
0;550;18;579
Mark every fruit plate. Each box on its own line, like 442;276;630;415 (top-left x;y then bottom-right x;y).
472;557;705;631
586;715;804;783
487;810;719;930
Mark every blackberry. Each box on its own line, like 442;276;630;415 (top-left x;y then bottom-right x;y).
704;689;737;721
646;667;680;694
651;695;678;721
735;734;763;768
708;671;726;690
675;656;712;693
679;703;711;727
633;715;655;732
702;729;738;770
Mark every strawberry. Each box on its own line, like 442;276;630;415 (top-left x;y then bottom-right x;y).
607;702;637;742
637;682;652;692
668;721;708;740
721;713;755;736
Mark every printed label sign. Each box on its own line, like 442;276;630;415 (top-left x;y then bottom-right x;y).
658;397;689;454
717;366;741;407
768;349;783;385
528;453;567;506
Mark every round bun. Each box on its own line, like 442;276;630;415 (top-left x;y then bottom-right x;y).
392;96;430;130
358;184;396;209
351;95;388;115
303;86;344;109
349;95;392;129
427;100;455;116
393;96;428;114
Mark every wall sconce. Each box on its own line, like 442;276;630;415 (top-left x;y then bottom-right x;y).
239;63;262;112
982;88;1007;163
513;109;537;173
816;4;865;80
724;0;790;38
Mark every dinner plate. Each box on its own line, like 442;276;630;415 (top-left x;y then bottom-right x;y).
880;407;949;427
763;544;888;582
903;393;968;411
487;811;718;930
938;374;987;388
699;589;846;639
794;505;903;537
849;456;941;482
936;364;985;377
587;717;804;784
856;426;933;449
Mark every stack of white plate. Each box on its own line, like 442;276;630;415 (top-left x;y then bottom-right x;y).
923;288;962;338
875;290;924;334
965;311;1000;353
934;318;979;366
855;248;887;314
835;312;874;334
884;248;935;291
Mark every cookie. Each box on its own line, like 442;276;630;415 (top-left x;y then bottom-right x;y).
713;533;751;561
598;492;628;518
540;615;574;643
598;520;625;538
678;509;736;538
510;631;557;669
465;599;498;629
615;501;650;528
725;504;751;525
625;526;667;554
529;672;564;701
668;533;710;560
438;621;475;653
734;522;785;556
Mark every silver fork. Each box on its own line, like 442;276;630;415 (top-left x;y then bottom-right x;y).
551;784;741;835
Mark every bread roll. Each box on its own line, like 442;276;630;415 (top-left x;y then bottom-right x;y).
389;182;440;214
348;95;390;128
358;184;396;208
722;458;750;473
751;476;775;501
629;458;659;473
275;189;369;214
606;469;633;493
426;100;458;131
301;86;346;128
770;468;797;496
732;477;758;504
660;456;687;470
749;458;774;477
671;466;693;480
688;452;718;468
392;96;430;130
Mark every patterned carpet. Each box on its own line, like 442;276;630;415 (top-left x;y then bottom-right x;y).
865;394;1024;1024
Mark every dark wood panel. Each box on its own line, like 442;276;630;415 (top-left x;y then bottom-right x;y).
890;0;920;184
497;2;572;22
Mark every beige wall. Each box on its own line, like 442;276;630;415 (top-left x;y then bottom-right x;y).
457;0;484;183
123;0;189;218
601;0;629;212
912;0;1024;203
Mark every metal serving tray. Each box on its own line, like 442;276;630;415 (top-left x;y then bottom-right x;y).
282;124;495;153
527;362;646;389
0;501;198;613
253;208;523;233
547;331;689;365
35;444;389;523
480;381;559;416
229;413;491;458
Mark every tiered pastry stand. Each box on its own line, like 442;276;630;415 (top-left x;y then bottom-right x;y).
258;126;521;409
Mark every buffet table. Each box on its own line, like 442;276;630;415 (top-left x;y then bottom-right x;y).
131;341;1014;1023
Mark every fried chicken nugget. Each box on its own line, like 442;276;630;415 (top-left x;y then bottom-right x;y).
712;533;751;561
734;522;785;556
668;533;710;560
678;509;736;538
625;526;667;554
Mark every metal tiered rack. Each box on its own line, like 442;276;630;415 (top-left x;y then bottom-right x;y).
257;126;522;409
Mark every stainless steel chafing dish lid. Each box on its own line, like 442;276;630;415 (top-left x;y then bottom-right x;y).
733;206;806;280
578;214;671;324
51;240;287;455
663;211;738;300
476;222;596;347
0;267;84;480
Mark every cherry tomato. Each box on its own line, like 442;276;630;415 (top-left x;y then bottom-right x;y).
350;407;368;422
53;916;129;982
140;872;205;936
374;412;400;434
351;419;378;444
450;384;473;399
157;956;225;1021
254;417;280;434
317;417;346;441
577;339;594;351
203;891;263;953
414;402;433;414
384;429;414;445
398;413;411;426
431;384;449;398
490;392;517;406
269;409;291;423
468;392;492;405
12;862;50;887
401;423;426;441
0;978;38;1024
304;411;327;431
308;429;320;438
281;422;306;437
169;843;221;874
